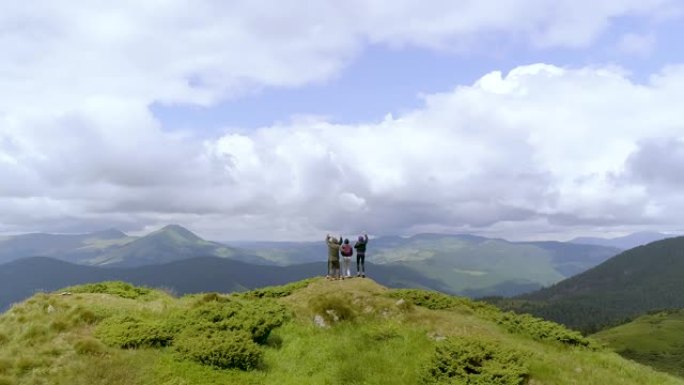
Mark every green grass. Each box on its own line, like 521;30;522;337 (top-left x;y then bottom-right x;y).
593;310;684;377
0;278;682;384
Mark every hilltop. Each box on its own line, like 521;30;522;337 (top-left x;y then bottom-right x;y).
0;278;682;385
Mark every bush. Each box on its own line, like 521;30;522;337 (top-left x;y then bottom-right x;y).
65;281;153;299
238;279;315;299
387;289;497;315
95;315;173;348
74;337;106;356
423;337;529;385
0;358;12;374
308;294;356;324
174;329;262;370
69;307;100;325
184;298;289;344
495;312;596;348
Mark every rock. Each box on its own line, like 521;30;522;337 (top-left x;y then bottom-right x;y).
46;305;55;314
325;309;340;322
313;314;328;328
395;299;405;306
59;292;72;296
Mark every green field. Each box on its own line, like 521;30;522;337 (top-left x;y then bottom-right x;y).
0;279;681;385
593;310;684;377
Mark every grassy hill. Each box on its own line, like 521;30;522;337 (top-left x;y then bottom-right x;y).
488;236;684;333
593;310;684;378
0;279;681;385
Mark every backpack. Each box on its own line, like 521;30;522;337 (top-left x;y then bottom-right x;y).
341;244;353;257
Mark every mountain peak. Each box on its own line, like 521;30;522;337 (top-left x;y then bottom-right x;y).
153;224;203;242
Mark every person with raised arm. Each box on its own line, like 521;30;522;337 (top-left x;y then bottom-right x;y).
354;233;369;278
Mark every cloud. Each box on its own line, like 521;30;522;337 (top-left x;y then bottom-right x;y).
1;1;684;239
618;32;657;56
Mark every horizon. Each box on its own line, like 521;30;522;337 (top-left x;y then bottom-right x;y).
2;2;684;241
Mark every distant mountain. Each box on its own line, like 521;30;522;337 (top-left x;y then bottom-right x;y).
236;233;619;297
592;309;684;378
0;256;451;311
0;225;269;267
491;236;684;333
570;231;672;250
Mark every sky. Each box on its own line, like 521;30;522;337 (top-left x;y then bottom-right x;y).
2;1;684;241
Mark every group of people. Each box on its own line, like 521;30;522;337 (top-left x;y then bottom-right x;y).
325;233;369;280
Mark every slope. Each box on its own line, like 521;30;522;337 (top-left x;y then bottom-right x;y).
593;310;684;377
0;279;681;385
492;236;684;333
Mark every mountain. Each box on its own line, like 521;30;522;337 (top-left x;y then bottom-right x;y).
0;256;451;311
490;236;684;333
0;225;269;267
0;278;681;384
593;309;684;377
570;231;672;250
237;233;619;297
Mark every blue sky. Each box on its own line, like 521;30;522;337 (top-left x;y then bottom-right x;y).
2;1;684;241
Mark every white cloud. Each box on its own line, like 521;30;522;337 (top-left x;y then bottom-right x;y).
1;1;684;239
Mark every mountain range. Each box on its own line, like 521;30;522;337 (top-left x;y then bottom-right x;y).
0;225;624;300
569;231;672;250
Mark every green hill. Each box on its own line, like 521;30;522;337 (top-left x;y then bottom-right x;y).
0;279;681;385
593;310;684;378
488;236;684;333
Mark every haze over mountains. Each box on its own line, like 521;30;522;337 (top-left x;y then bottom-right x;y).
0;224;627;303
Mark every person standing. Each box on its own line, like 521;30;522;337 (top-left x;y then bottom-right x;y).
326;234;342;280
340;238;354;278
354;233;369;277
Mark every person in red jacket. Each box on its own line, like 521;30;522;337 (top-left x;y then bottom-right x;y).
340;238;354;278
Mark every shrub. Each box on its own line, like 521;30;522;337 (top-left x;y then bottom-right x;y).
184;298;289;344
423;337;529;385
69;307;100;325
495;312;596;348
173;329;262;370
238;279;315;299
65;281;153;299
0;358;12;374
308;294;356;324
95;315;173;348
74;337;106;356
387;289;498;315
49;319;70;332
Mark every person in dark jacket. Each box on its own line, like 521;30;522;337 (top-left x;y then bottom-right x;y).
354;233;369;277
326;234;342;280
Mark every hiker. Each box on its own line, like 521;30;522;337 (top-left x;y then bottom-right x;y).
340;238;354;278
326;234;342;280
354;233;369;277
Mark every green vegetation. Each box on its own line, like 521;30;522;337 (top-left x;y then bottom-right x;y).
0;278;682;384
423;337;529;385
593;309;684;377
487;236;684;333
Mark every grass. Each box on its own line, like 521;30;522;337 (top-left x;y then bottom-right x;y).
0;279;682;384
593;310;684;377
